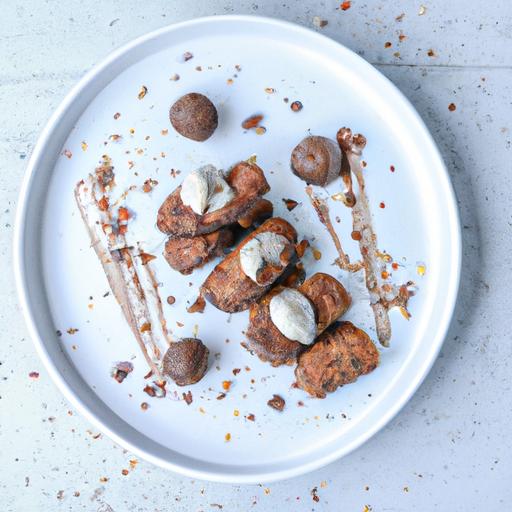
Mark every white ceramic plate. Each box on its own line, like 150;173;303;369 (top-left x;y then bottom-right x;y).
14;15;461;483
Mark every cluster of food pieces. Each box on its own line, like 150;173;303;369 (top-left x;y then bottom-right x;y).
155;92;380;399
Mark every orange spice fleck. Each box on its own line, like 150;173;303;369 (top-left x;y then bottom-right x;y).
225;433;231;442
379;201;386;209
340;1;351;10
222;380;232;391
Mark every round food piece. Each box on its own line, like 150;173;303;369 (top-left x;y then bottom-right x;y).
162;338;209;385
169;93;218;141
290;135;342;186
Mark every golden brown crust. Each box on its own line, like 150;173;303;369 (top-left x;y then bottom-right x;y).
246;273;351;366
295;321;379;398
163;228;234;275
157;162;270;237
298;272;352;332
201;218;297;313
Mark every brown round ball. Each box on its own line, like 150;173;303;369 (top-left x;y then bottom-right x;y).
290;135;342;186
162;338;209;385
169;93;218;141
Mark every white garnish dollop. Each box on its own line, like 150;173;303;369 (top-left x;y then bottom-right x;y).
269;288;316;345
180;164;234;215
239;232;289;284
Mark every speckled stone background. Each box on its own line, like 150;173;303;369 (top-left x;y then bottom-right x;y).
1;1;511;510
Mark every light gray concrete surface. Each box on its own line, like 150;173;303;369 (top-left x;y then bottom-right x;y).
1;1;511;510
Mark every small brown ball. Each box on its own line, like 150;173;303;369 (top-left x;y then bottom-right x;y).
162;338;209;385
290;135;342;186
169;93;218;141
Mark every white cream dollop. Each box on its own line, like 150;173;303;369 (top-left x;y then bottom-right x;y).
239;232;289;284
269;288;316;345
180;164;234;215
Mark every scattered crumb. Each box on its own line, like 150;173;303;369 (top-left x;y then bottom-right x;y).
340;1;351;10
183;391;193;405
313;16;328;28
384;41;392;48
225;432;231;442
264;87;276;94
395;13;405;22
267;394;285;411
282;198;299;211
448;103;457;112
255;126;266;135
137;85;148;100
247;413;255;422
418;5;426;15
121;469;129;476
29;371;39;379
183;51;193;62
427;49;436;57
170;73;180;81
67;327;79;335
140;402;149;411
290;100;303;112
114;112;121;119
63;149;72;159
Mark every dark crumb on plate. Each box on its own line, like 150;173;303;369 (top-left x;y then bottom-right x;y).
182;391;193;405
282;198;299;211
167;295;176;305
290;101;303;112
267;394;285;411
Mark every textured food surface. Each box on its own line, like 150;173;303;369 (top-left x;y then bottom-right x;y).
295;321;379;398
201;217;297;312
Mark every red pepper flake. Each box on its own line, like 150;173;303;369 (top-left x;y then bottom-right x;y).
232;368;241;376
140;322;151;333
392;262;399;270
183;391;193;405
98;196;109;211
247;413;255;422
121;469;129;476
267;394;285;411
379;201;386;209
290;100;303;112
139;252;156;265
448;103;457;112
167;295;176;305
390;165;395;172
381;270;389;280
29;371;40;379
143;385;156;397
222;380;232;391
282;198;299;211
242;114;264;130
118;224;128;235
351;230;362;241
140;402;149;411
114;112;121;120
384;41;392;48
340;1;351;10
118;207;130;222
137;85;148;100
182;51;193;62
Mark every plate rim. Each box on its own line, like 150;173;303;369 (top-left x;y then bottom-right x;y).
13;14;462;483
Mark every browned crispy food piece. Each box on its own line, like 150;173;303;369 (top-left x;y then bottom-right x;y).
162;338;209;386
169;93;218;142
164;228;234;275
295;321;379;398
201;218;297;313
246;273;351;367
157;161;270;237
163;198;273;275
290;135;342;186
